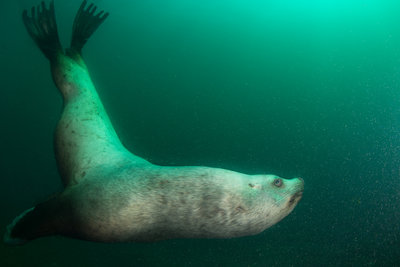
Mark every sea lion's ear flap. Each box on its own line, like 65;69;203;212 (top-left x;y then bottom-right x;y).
248;183;262;189
70;0;109;55
22;0;63;61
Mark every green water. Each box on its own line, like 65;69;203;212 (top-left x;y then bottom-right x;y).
1;0;400;266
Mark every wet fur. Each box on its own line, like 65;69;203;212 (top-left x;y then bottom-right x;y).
48;166;303;242
4;1;304;245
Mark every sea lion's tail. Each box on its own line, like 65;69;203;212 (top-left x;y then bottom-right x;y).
22;0;109;61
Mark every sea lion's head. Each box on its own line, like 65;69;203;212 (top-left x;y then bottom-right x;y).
247;174;304;227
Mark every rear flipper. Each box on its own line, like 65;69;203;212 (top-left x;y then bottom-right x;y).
22;0;109;61
22;1;62;61
70;0;109;55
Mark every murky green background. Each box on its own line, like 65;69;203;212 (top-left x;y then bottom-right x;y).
1;0;400;266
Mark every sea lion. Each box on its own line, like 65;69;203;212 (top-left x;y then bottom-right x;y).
4;0;304;245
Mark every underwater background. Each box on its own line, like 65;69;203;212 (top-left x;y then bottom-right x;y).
1;0;400;266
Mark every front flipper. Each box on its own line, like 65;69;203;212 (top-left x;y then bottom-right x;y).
3;195;75;245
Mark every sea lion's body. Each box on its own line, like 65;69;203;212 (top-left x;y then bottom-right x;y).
4;1;304;245
43;166;302;243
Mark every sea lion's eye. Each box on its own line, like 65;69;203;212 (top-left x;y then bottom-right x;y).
273;179;283;187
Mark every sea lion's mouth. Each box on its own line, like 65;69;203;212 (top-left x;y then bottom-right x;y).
288;191;303;206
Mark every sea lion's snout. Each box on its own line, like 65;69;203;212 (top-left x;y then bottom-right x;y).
287;177;304;207
295;177;305;191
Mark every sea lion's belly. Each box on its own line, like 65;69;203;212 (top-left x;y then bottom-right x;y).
65;166;263;242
